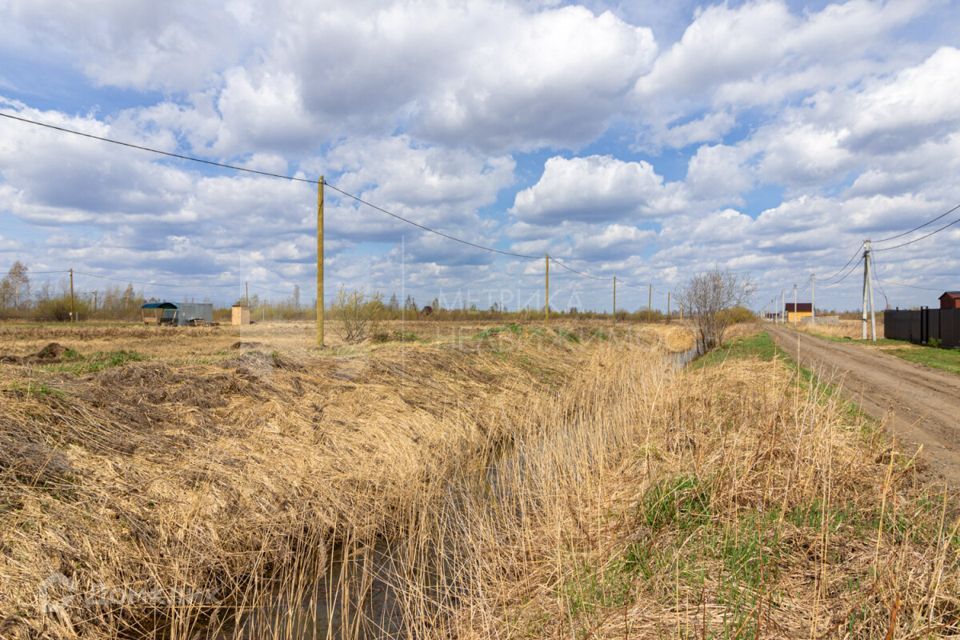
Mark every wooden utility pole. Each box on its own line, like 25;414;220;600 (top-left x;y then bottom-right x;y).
667;291;671;321
544;254;550;322
648;284;652;312
245;281;249;306
612;276;617;324
69;268;76;322
317;176;325;347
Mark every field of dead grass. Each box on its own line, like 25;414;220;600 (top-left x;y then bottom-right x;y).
794;318;886;341
0;321;956;639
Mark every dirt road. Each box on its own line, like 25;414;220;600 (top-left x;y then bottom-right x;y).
767;325;960;484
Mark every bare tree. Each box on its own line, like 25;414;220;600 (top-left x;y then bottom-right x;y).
679;269;754;353
5;261;29;309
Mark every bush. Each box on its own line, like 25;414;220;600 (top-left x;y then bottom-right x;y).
33;296;90;322
717;305;756;326
331;288;384;343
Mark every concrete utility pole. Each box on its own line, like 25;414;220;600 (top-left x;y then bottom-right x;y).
867;240;877;342
793;284;798;324
612;276;616;324
69;268;76;322
544;254;550;322
861;240;877;342
245;281;249;307
780;290;785;324
317;176;325;347
811;274;816;325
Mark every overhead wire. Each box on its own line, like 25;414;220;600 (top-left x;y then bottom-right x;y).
873;212;960;252
548;256;608;281
25;110;955;309
74;271;243;289
818;241;864;284
873;201;960;244
0;111;543;262
820;256;863;288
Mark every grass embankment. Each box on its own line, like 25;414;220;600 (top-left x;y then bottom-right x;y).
455;329;958;638
884;347;960;376
0;324;957;639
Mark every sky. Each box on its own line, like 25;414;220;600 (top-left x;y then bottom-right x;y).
1;0;959;313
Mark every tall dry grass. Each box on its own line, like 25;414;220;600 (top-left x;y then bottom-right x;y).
0;323;956;638
795;318;886;341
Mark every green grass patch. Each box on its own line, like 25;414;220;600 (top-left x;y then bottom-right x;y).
553;328;581;343
884;346;960;376
692;331;778;368
6;381;66;398
42;350;147;375
474;323;523;339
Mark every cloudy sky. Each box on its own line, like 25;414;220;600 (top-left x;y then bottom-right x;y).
1;0;959;312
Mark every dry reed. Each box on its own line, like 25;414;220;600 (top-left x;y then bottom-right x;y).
0;322;955;639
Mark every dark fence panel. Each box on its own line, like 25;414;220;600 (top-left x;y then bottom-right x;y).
884;309;960;347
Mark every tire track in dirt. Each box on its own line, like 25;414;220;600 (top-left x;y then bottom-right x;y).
768;325;960;484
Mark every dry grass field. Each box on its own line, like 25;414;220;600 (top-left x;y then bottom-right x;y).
0;321;956;639
794;318;886;341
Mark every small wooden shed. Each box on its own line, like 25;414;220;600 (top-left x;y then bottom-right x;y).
231;305;251;325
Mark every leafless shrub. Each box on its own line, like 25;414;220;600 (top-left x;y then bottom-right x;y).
331;287;384;343
679;269;754;353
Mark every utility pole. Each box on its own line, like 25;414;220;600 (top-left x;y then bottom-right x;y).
861;240;871;341
792;284;797;324
780;290;785;324
69;268;76;322
866;240;877;342
811;274;816;325
667;291;671;322
317;176;325;347
92;290;98;314
245;281;249;307
647;283;652;313
544;254;550;322
612;276;616;324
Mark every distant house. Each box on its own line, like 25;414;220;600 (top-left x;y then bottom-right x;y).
940;292;960;310
141;301;214;326
785;302;813;323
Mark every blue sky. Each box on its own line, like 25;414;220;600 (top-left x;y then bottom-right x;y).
1;0;959;312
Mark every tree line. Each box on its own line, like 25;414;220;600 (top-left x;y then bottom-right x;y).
0;262;146;321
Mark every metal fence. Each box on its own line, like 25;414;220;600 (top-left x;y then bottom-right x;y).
884;308;960;347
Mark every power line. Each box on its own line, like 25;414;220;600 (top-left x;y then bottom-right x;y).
74;270;243;289
322;182;539;260
874;213;960;252
1;111;543;262
818;241;864;284
548;256;607;281
820;256;862;288
874;201;960;244
0;112;318;184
